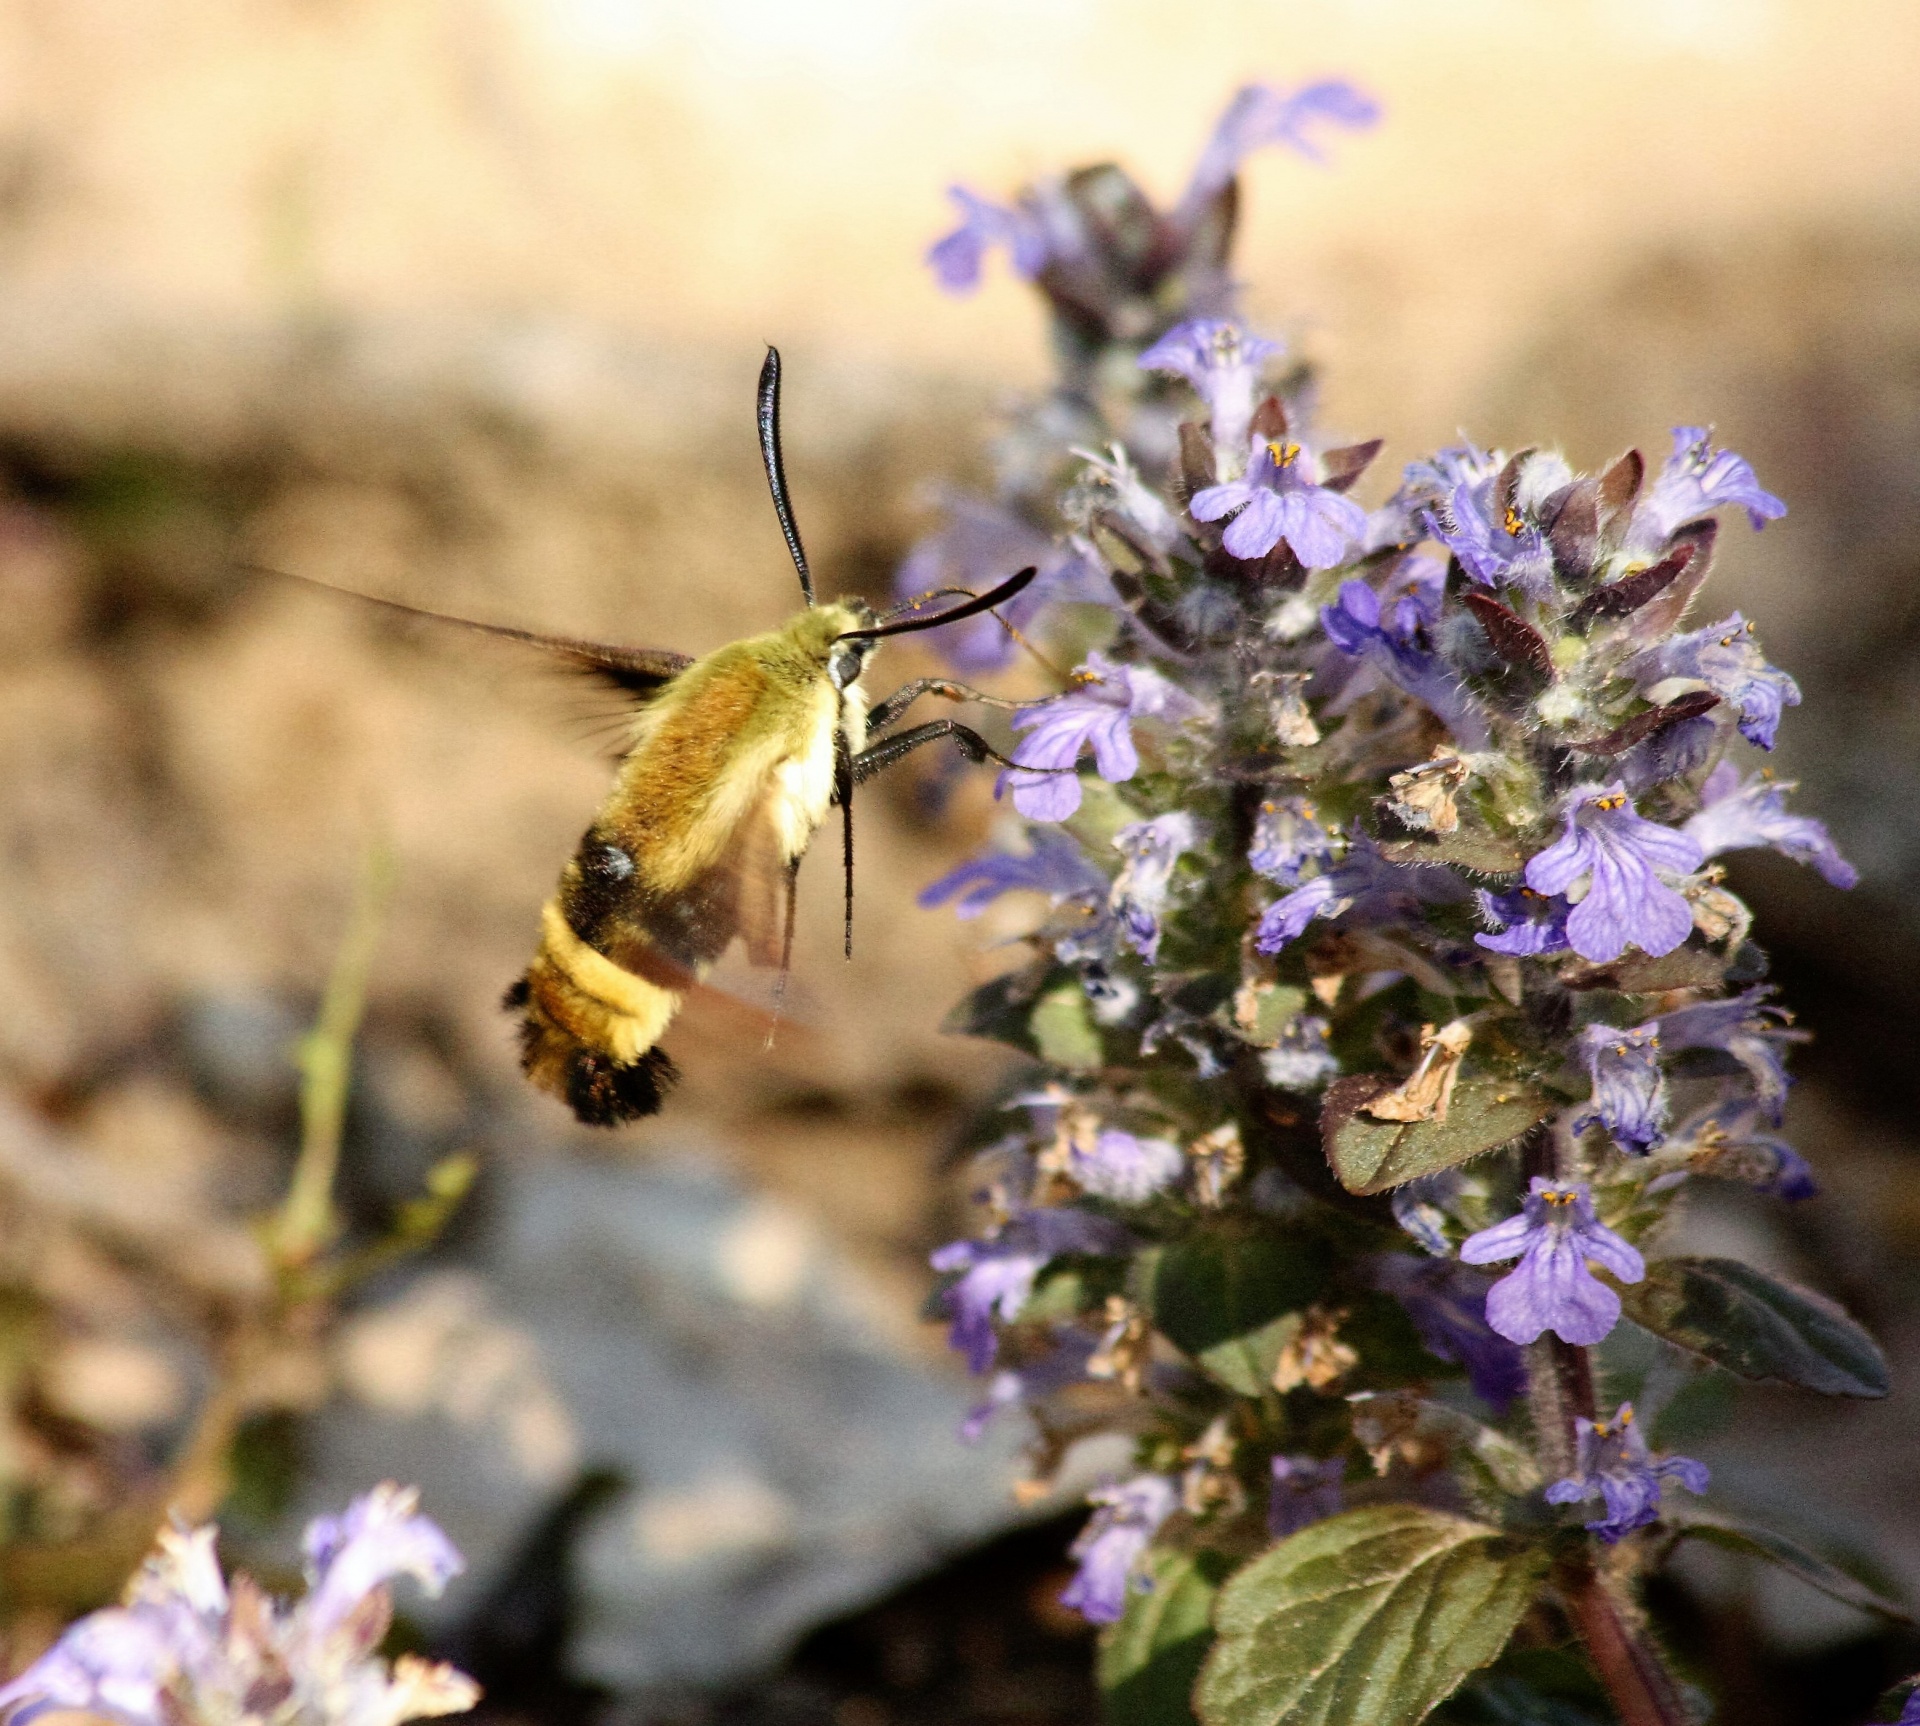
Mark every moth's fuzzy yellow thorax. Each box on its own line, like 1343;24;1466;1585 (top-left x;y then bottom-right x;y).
776;601;874;663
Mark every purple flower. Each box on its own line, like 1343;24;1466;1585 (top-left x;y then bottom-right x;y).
1268;1455;1347;1539
1249;797;1338;887
1667;1099;1817;1201
1254;838;1463;954
893;492;1110;674
1474;886;1572;957
1109;813;1203;963
0;1490;475;1726
1427;478;1554;596
1633;426;1786;547
1373;1256;1527;1410
1624;611;1799;750
999;651;1208;822
1259;1014;1339;1090
1545;1402;1708;1543
926;186;1050;294
1657;987;1799;1123
1191;437;1367;567
930;1207;1133;1374
918;827;1107;919
1071;1128;1185;1204
1060;1475;1179;1625
960;1330;1097;1444
1138;319;1283;464
1320;577;1489;747
1524;784;1703;964
1177;80;1381;219
1574;1022;1668;1153
1459;1178;1645;1347
1684;761;1857;888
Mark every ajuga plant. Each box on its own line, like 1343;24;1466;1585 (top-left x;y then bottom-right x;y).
905;80;1904;1726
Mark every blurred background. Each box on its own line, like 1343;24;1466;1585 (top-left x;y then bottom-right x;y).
2;1;1920;1721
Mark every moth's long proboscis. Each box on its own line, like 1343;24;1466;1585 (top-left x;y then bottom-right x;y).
837;566;1038;642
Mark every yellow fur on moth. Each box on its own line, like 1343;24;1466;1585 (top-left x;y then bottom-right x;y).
276;349;1038;1126
507;602;876;1125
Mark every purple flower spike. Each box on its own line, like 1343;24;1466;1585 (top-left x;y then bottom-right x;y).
1525;784;1703;964
1624;611;1799;750
1545;1402;1708;1543
1459;1178;1645;1347
1657;987;1800;1124
926;186;1050;295
1061;1475;1179;1624
1180;80;1381;217
1574;1022;1668;1153
1072;1128;1185;1204
1321;578;1489;748
1373;1255;1527;1409
1635;425;1786;546
1138;319;1283;461
1268;1455;1347;1539
1249;797;1339;887
1685;761;1858;888
918;827;1107;920
999;651;1208;822
1474;886;1572;957
930;1207;1133;1374
1110;812;1203;963
1192;437;1367;567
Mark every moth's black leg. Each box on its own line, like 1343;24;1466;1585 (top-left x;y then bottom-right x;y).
864;677;1028;736
835;725;855;958
851;718;1028;785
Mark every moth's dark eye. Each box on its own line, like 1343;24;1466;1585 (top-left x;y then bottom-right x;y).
829;645;868;689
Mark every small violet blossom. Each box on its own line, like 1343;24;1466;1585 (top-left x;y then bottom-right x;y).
0;1486;474;1726
1176;80;1379;224
926;186;1051;294
1138;319;1282;462
1255;839;1461;954
1624;611;1800;750
1192;436;1367;567
1373;1255;1527;1410
1268;1455;1348;1540
1459;1179;1645;1347
1259;1014;1339;1091
1320;577;1489;748
960;1330;1098;1444
1574;1022;1668;1153
1110;813;1203;963
1071;1128;1186;1204
931;1207;1132;1374
1427;477;1554;597
1633;425;1786;548
1060;1475;1179;1624
1524;784;1703;964
1684;761;1858;888
1474;886;1572;957
1249;797;1338;887
1665;1099;1817;1201
1000;651;1208;822
918;826;1107;919
1657;987;1799;1124
1545;1403;1709;1543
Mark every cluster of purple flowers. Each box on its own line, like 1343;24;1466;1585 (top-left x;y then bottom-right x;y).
899;76;1864;1701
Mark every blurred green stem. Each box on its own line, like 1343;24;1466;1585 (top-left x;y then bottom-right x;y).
272;840;395;1271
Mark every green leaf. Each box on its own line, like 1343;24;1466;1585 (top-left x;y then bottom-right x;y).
1141;1231;1330;1358
1032;981;1105;1071
1662;1508;1912;1623
1377;830;1525;876
1197;1313;1299;1396
1100;1547;1233;1726
1621;1257;1889;1398
1323;1076;1551;1196
1558;946;1729;994
1197;1506;1547;1726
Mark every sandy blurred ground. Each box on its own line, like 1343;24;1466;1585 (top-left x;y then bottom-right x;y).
1;0;1919;1700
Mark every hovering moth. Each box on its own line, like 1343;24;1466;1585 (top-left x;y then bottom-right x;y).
289;350;1039;1125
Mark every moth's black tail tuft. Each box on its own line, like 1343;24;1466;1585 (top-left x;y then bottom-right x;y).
507;975;679;1126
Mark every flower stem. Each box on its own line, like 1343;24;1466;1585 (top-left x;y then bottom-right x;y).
1560;1557;1694;1726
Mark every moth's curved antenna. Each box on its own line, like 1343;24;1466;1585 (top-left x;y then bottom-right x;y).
757;346;815;607
836;566;1037;642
